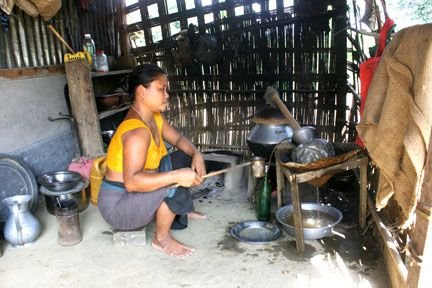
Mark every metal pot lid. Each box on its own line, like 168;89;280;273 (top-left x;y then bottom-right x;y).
231;220;281;244
39;179;89;196
0;154;39;222
247;123;294;145
251;106;291;125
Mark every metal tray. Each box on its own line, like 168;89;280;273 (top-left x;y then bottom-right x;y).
231;220;281;244
0;154;38;222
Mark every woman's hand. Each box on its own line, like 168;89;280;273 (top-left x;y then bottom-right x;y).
191;152;206;177
176;168;203;187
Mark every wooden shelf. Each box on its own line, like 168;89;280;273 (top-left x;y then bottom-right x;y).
91;69;132;78
98;103;131;119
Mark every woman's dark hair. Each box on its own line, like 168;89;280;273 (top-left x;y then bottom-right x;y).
128;63;166;96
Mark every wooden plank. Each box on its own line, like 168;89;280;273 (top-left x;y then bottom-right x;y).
91;69;132;78
290;176;304;252
381;231;408;288
98;103;131;120
359;162;367;229
276;160;284;208
369;197;407;287
0;65;65;79
407;127;432;288
65;59;104;158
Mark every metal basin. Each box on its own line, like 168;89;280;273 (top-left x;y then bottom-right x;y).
37;171;81;192
275;203;342;240
231;220;281;244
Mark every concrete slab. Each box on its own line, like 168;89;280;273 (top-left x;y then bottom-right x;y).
0;183;389;288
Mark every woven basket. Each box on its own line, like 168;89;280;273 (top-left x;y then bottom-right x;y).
276;143;363;187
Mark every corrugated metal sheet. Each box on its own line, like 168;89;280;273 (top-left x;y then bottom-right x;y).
0;0;117;69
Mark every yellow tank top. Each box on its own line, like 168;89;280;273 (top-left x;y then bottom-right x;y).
105;113;168;172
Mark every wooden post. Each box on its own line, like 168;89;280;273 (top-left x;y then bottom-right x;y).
359;162;368;229
276;159;284;208
116;0;130;57
290;174;304;252
65;59;104;158
334;0;348;142
407;133;432;288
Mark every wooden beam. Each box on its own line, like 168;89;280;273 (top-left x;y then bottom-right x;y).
64;59;104;158
367;197;408;287
290;175;305;252
359;162;368;228
0;65;65;79
368;196;408;287
334;0;348;142
116;0;130;57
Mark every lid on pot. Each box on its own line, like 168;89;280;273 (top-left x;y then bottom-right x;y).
252;106;291;125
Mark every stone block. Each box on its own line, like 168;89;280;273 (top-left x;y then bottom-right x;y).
112;227;147;247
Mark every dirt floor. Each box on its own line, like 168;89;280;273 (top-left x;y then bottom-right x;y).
0;177;389;288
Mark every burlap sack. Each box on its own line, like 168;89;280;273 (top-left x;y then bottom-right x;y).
15;0;38;17
29;0;60;20
356;24;432;228
0;0;15;15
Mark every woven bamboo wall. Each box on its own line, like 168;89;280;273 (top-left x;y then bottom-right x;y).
1;0;354;151
125;0;352;151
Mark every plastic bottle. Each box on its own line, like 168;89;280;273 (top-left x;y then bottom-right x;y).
256;165;271;221
83;34;96;71
95;50;109;72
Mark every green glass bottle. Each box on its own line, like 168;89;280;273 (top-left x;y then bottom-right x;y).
256;166;271;221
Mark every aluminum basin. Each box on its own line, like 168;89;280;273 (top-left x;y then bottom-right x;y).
276;203;342;240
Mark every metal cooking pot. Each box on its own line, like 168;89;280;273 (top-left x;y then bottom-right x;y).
246;123;294;157
44;187;90;215
39;180;90;215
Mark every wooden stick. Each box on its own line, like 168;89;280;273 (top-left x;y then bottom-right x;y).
47;24;75;54
202;161;251;179
263;86;301;131
171;161;251;188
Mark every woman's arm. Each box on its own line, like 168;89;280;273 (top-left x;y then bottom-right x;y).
122;127;201;192
162;117;206;176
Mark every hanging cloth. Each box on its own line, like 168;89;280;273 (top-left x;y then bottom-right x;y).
356;24;432;228
356;18;395;147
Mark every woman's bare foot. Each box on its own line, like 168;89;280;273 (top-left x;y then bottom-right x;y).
151;234;194;257
188;211;207;219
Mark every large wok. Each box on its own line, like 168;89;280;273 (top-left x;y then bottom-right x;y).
246;107;294;158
